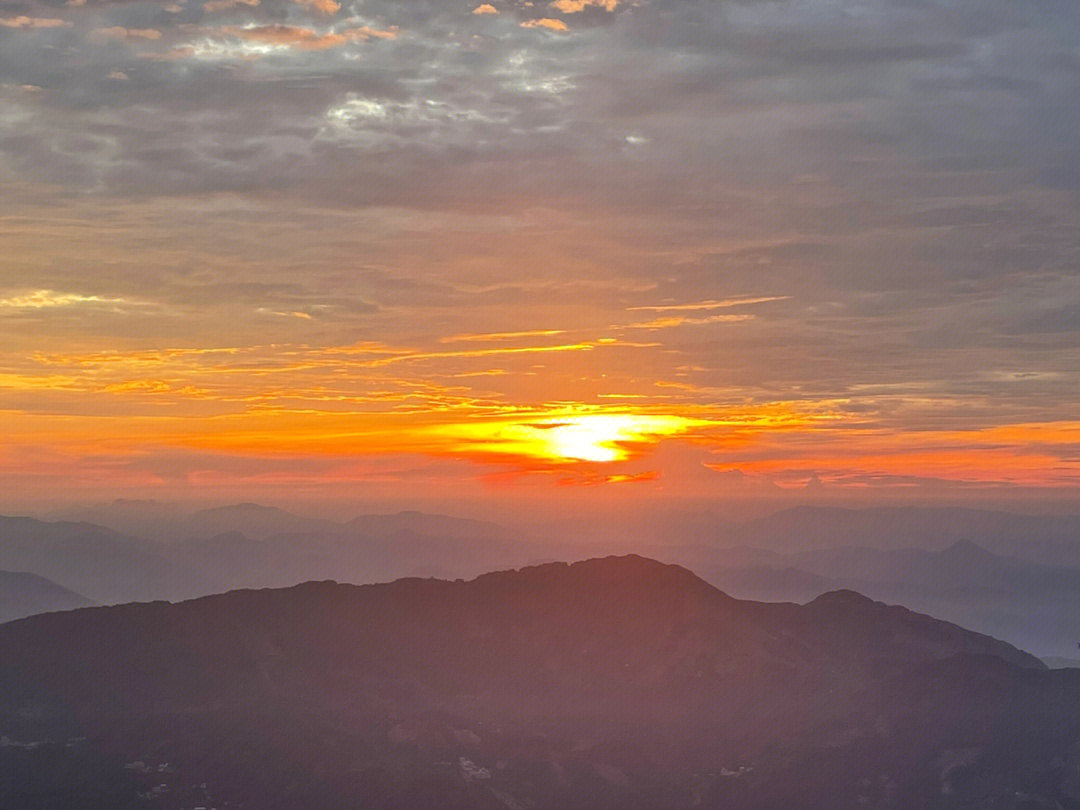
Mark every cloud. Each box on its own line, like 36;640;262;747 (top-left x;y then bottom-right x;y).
170;22;397;57
628;297;790;312
0;290;131;309
549;0;618;12
619;313;755;330
352;340;603;368
0;16;69;28
203;0;260;13
472;4;497;14
291;0;341;16
209;23;395;49
521;18;568;32
440;329;567;343
94;27;163;40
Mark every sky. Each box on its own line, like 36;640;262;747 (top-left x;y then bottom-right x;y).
1;0;1079;512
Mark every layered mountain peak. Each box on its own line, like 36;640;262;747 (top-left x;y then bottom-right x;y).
807;588;877;609
475;554;715;594
798;583;1042;671
939;537;997;563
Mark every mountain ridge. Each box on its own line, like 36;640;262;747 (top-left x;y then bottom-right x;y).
0;554;1074;810
0;570;93;624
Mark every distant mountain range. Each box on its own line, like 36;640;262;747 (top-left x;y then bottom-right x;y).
1;556;1078;809
558;504;1080;563
0;509;538;605
739;506;1080;564
0;570;91;624
53;500;515;544
0;516;187;604
684;539;1080;658
55;500;1080;560
6;503;1080;658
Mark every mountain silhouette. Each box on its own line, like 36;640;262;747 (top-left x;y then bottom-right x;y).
3;555;1075;809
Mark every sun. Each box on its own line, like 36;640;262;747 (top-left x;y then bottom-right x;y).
517;413;697;463
539;415;644;462
431;411;702;465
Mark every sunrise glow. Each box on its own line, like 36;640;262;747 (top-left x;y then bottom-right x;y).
5;3;1080;808
0;0;1076;510
477;414;702;463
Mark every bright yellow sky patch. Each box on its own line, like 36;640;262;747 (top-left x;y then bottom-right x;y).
440;413;704;463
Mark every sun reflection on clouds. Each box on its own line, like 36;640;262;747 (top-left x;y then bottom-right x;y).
0;290;132;309
440;413;705;463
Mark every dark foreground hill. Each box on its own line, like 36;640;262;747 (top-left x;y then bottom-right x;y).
1;556;1078;810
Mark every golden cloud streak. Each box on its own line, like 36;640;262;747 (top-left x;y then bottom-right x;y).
439;329;567;343
0;290;127;308
627;296;789;312
619;313;754;330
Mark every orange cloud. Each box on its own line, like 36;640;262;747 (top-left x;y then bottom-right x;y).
549;0;618;12
0;16;69;28
472;3;498;13
203;0;260;13
705;422;1080;488
292;0;341;15
0;290;122;308
521;18;569;31
619;314;754;330
557;469;660;487
350;340;602;368
439;329;566;343
213;23;396;49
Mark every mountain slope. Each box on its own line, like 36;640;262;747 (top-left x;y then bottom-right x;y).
0;555;1067;810
0;571;92;623
0;555;1039;719
695;541;1080;658
738;506;1080;562
183;503;338;540
0;516;193;603
0;510;535;604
